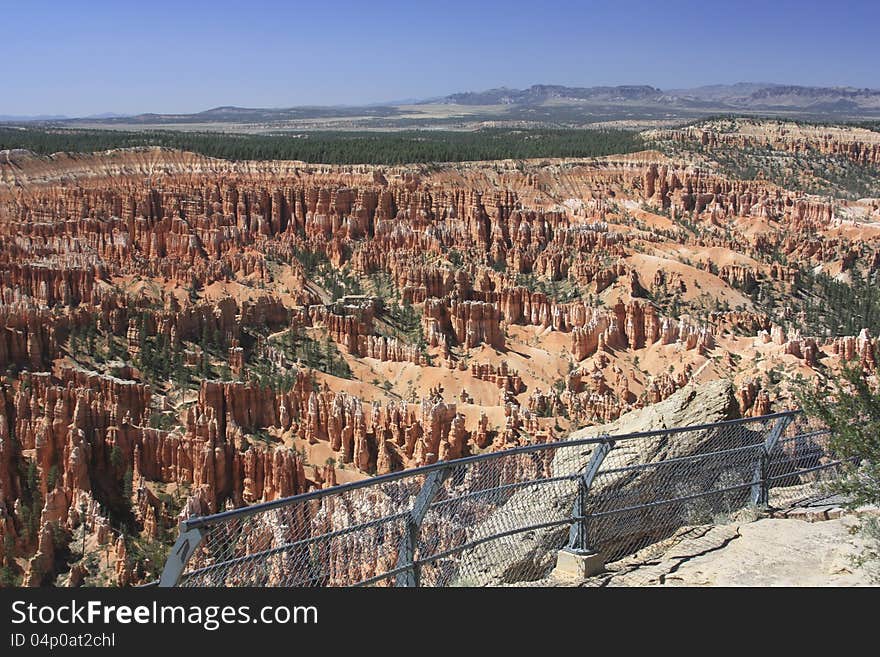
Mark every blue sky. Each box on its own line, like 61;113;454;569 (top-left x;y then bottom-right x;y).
2;0;878;116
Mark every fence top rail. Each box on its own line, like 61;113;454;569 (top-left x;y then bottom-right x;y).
181;409;802;530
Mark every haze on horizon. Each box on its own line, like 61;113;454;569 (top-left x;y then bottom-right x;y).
2;0;879;117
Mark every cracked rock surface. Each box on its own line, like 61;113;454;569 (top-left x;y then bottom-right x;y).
581;515;876;586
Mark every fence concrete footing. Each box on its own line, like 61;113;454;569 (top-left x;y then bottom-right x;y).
551;549;605;581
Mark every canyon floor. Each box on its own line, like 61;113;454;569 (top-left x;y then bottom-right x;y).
0;117;878;586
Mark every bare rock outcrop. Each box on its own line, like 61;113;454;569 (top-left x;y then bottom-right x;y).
455;378;739;585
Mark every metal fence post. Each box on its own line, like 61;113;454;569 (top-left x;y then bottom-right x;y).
751;415;793;507
395;467;451;587
567;437;613;553
158;521;205;587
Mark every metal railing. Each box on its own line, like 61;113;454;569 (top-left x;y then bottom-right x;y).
158;410;840;587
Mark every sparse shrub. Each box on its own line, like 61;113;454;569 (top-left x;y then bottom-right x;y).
794;365;880;580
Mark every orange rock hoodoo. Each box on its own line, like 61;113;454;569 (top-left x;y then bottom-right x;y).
1;146;877;586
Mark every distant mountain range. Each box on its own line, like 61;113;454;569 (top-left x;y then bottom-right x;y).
0;114;72;122
0;112;131;122
432;82;880;113
437;84;664;105
5;83;880;129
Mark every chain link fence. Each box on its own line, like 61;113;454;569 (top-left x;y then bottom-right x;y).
159;410;839;587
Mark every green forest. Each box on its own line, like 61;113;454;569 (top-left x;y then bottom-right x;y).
792;268;880;337
0;126;644;165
